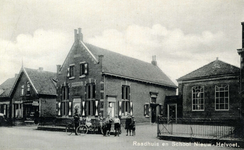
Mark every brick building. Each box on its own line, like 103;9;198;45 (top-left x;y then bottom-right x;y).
0;74;17;119
56;28;176;123
10;67;57;124
177;58;240;121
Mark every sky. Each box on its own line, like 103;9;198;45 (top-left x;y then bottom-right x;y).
0;0;244;85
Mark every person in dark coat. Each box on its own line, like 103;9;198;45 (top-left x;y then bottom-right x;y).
130;116;136;136
34;111;39;124
125;114;132;136
73;109;80;135
113;115;121;137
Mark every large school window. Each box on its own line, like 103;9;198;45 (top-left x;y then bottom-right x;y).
60;85;70;116
192;86;204;111
121;85;132;116
215;84;229;111
85;83;96;116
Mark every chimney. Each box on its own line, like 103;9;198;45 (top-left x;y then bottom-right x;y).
57;65;61;74
78;28;83;41
74;28;83;42
74;29;77;42
151;55;157;66
38;67;43;72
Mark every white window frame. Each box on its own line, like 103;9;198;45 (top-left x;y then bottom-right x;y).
192;86;205;111
215;84;229;111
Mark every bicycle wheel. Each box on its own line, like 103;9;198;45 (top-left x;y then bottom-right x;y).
66;124;73;135
76;125;88;135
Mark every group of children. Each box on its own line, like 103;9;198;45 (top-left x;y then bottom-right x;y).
101;114;136;137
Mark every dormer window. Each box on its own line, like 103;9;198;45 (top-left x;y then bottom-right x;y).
80;62;88;78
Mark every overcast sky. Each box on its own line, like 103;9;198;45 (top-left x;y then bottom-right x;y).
0;0;244;85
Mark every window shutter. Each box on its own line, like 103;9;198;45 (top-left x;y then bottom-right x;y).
118;101;122;116
67;68;70;77
130;101;133;115
144;104;149;117
58;102;61;116
84;63;88;75
95;100;98;116
68;102;72;116
81;101;86;117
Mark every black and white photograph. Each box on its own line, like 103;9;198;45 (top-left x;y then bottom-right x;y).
0;0;244;150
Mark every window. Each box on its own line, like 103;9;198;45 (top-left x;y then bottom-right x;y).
61;86;69;100
215;84;229;111
85;83;96;116
21;85;24;96
68;65;75;79
86;83;96;99
144;103;149;117
192;86;204;111
14;104;23;118
26;82;30;95
80;62;88;77
122;85;130;100
121;85;131;116
86;100;96;116
60;85;70;116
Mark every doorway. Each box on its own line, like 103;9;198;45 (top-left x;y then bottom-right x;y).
107;97;116;118
151;105;157;123
167;104;177;123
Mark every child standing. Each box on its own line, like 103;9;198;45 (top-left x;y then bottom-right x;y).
113;115;120;137
130;116;136;136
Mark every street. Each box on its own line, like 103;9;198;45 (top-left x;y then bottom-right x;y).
0;124;242;150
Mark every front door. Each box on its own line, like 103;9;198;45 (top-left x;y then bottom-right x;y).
108;102;115;118
167;104;177;123
151;105;157;123
107;97;116;118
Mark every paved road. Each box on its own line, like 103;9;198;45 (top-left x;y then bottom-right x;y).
0;124;242;150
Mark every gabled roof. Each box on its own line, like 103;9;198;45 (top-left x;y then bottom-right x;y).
23;68;57;95
0;76;18;97
177;59;240;81
83;42;176;88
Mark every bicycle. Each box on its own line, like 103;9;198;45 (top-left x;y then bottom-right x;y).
66;119;85;135
76;118;88;135
76;118;103;135
65;120;76;135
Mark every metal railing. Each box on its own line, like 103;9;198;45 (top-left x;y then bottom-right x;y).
157;117;244;141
